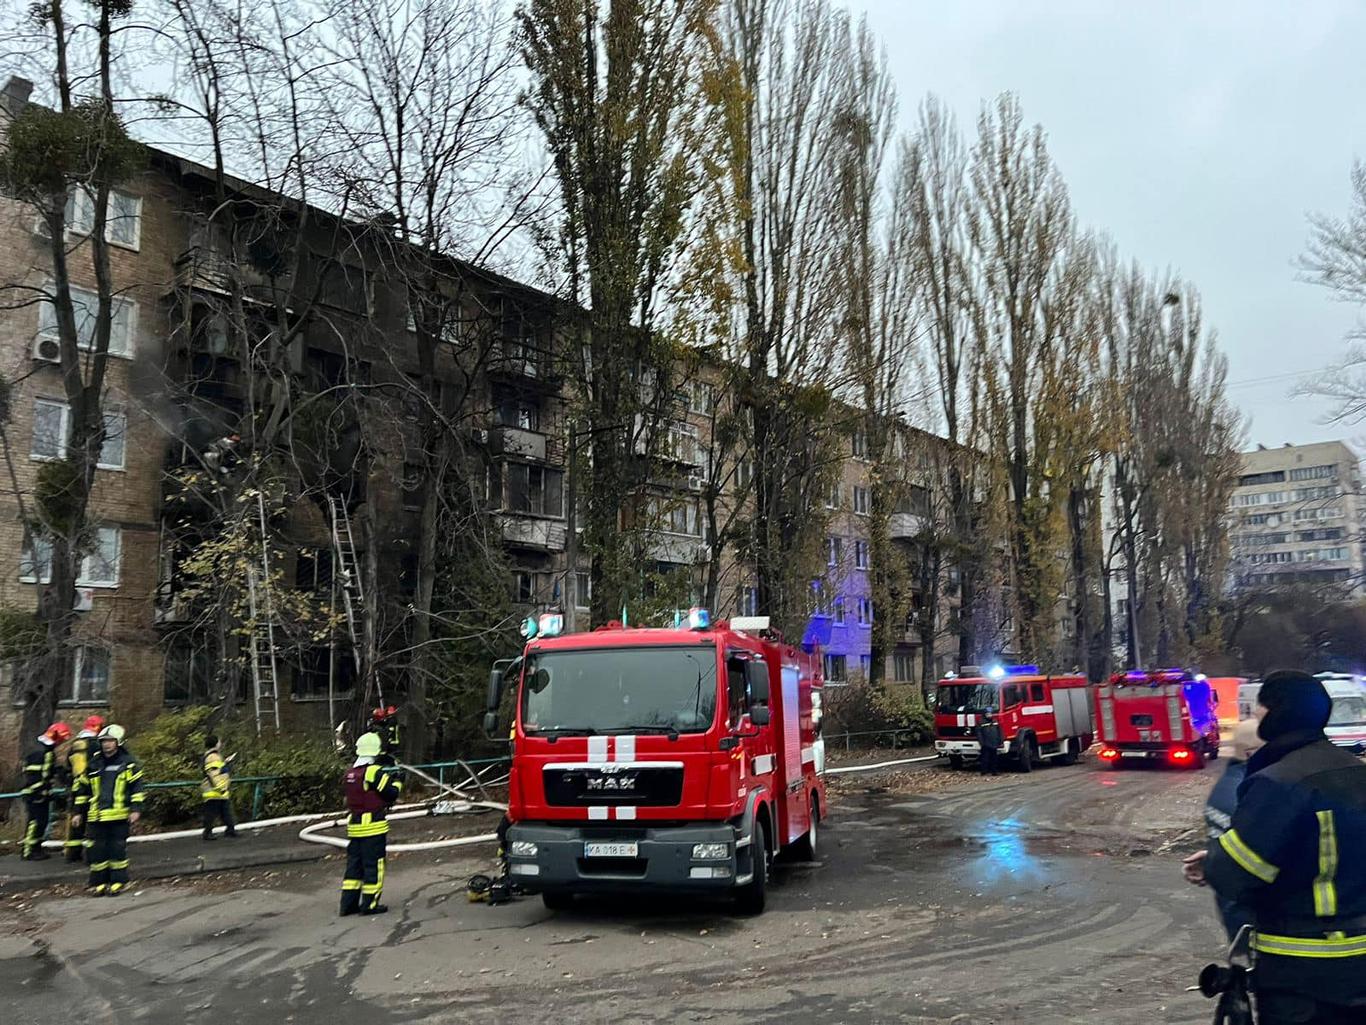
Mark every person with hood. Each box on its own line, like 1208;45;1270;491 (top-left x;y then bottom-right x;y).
975;711;1003;776
1202;718;1264;940
340;731;403;917
70;724;145;896
1183;670;1366;1023
21;722;71;860
63;715;104;862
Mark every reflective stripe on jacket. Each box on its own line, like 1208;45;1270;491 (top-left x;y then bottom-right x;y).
22;743;56;801
73;749;146;822
202;753;230;799
1204;732;1366;1005
68;735;94;782
344;763;402;838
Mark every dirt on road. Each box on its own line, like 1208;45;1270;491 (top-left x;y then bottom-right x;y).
0;757;1230;1025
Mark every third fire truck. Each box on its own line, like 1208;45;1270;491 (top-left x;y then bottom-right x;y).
1095;669;1221;769
934;665;1095;771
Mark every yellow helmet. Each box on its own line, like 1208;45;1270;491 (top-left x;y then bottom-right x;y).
355;732;383;758
98;723;126;744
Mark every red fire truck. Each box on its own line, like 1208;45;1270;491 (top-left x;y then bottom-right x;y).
484;610;826;914
933;665;1094;771
1095;669;1221;769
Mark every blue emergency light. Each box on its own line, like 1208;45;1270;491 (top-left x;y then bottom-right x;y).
687;607;711;630
987;664;1039;679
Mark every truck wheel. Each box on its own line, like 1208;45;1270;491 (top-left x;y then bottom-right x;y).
735;820;768;915
1058;738;1078;766
541;891;574;911
948;754;964;770
1188;746;1206;770
1017;736;1036;773
791;795;819;861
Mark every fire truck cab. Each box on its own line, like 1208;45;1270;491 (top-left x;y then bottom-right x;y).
1095;669;1220;769
485;610;826;915
934;666;1094;772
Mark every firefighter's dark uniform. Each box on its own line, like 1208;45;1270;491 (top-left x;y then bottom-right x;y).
1204;733;1366;1021
201;750;237;839
975;719;1002;776
21;739;58;859
73;747;146;894
64;731;96;861
340;761;403;915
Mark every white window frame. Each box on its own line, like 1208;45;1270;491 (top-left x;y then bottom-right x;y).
834;597;846;625
827;535;842;567
20;535;53;583
60;645;112;705
29;399;126;469
854;540;869;570
853;486;870;516
79;526;121;588
39;187;143;251
37;281;137;358
857;597;873;626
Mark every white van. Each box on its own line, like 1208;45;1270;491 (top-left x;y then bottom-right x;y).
1237;682;1262;721
1318;674;1366;752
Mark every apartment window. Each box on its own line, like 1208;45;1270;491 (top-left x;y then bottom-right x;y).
59;646;111;704
81;526;121;587
1289;464;1337;482
30;401;125;469
825;482;841;510
504;463;564;517
857;597;873;626
292;646;356;700
512;570;537;604
663;421;702;466
317;260;372;315
834;597;846;625
854;540;869;570
684;381;713;415
897;485;931;518
1238;470;1286;486
893;653;916;683
572;571;592;609
735;458;754;492
859;654;872;679
494;396;540;431
737;585;758;617
853;486;870;515
852;431;868;459
37;283;136;357
54;187;142;249
649;496;702;537
827;536;842;567
164;641;217;705
20;535;53;583
823;654;847;683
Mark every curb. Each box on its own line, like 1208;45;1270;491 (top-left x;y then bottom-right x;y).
0;844;329;895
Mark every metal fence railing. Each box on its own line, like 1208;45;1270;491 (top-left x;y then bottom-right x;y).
0;756;512;820
823;728;934;753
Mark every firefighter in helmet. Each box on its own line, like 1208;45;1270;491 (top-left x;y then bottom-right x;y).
71;724;146;896
1183;671;1366;1022
21;722;71;860
340;731;403;916
64;714;104;861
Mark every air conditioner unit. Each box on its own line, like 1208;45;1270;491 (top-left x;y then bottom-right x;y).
471;428;489;445
32;335;62;362
686;474;705;492
73;588;94;612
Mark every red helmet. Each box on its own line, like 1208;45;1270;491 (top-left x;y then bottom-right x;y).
46;722;72;743
83;714;105;733
371;705;396;721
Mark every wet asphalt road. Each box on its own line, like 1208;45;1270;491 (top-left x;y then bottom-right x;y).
2;759;1229;1025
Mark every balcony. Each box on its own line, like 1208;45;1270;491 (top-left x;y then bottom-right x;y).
645;532;710;565
172;245;280;305
489;425;547;462
499;515;568;552
889;512;927;539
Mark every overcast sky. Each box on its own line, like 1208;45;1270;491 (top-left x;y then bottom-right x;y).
852;0;1366;451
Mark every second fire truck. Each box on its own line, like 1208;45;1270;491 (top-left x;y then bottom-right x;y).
934;665;1095;771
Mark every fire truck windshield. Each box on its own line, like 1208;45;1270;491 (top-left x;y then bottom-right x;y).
937;683;998;712
522;645;719;735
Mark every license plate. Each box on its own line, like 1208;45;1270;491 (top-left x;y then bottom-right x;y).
584;841;638;858
1120;751;1147;758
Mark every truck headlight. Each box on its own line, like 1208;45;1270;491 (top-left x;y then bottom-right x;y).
510;840;538;857
691;842;730;860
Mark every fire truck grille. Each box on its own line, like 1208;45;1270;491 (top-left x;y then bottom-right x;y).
937;726;975;739
543;765;685;807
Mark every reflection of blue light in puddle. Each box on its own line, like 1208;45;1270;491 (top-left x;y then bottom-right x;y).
977;818;1044;880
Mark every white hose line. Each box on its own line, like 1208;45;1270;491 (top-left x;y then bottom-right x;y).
297;809;500;852
39;805;390;849
826;753;940;775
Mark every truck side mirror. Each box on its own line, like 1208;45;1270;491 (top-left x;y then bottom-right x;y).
746;662;770;705
486;662;507;714
483;711;500;737
749;705;771;727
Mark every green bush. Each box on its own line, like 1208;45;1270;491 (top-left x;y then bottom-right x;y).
825;683;935;746
130;708;345;826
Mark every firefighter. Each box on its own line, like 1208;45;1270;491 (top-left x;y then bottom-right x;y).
201;735;238;841
64;714;104;861
340;731;403;917
71;724;146;896
1183;671;1366;1023
975;711;1002;777
1202;718;1263;941
21;722;71;860
367;705;400;759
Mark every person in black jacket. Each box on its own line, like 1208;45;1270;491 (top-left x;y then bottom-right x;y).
21;722;71;859
976;712;1003;776
1182;670;1366;1023
1202;718;1263;940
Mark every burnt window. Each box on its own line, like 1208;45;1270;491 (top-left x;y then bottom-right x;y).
292;646;356;699
317;260;371;314
504;463;563;517
295;548;334;594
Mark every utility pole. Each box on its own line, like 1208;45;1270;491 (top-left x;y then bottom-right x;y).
564;422;579;632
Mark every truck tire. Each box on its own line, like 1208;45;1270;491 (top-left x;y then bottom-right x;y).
1058;738;1079;766
791;795;819;861
735;819;768;915
541;891;574;911
948;754;964;770
1016;735;1036;773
